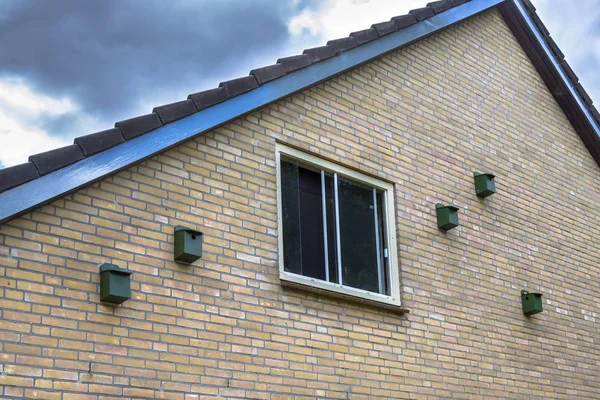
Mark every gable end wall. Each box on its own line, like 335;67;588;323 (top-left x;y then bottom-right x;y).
1;8;599;399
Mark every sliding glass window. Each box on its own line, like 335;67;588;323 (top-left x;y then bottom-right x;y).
279;153;395;298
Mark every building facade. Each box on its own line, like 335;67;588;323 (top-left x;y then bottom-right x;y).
1;1;599;399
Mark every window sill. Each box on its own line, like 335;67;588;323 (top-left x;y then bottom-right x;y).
280;277;410;315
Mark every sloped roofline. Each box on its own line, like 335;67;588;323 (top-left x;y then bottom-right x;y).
0;0;598;224
499;0;600;161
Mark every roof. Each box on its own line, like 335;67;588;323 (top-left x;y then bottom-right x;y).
0;0;598;225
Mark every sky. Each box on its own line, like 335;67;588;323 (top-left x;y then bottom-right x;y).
0;0;598;168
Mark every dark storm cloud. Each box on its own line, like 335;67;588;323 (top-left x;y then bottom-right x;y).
0;0;322;136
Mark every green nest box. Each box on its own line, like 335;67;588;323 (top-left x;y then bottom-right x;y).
174;226;203;264
436;204;460;231
99;264;132;305
474;173;496;198
521;290;543;315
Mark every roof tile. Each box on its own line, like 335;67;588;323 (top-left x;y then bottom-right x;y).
327;36;358;53
2;0;597;203
29;144;84;176
371;20;398;37
391;14;418;29
188;87;229;111
0;162;39;193
522;0;536;13
427;0;466;14
219;76;259;97
251;64;286;85
153;99;197;124
575;84;594;107
74;128;125;157
560;60;579;83
277;54;312;73
115;113;163;140
350;28;378;45
546;37;564;60
303;45;336;63
531;13;550;37
590;106;600;122
410;6;435;21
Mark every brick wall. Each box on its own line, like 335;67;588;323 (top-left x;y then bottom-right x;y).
1;8;599;399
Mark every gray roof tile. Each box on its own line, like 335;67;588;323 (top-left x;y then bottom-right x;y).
391;14;417;29
560;60;579;83
427;0;466;14
590;106;600;122
327;36;358;53
5;0;599;202
219;76;259;97
153;99;197;124
531;13;550;37
0;162;39;193
115;113;162;140
29;144;84;176
522;0;536;13
188;87;229;111
277;54;312;73
251;64;286;85
372;20;398;37
546;37;564;60
74;128;125;157
350;28;378;45
575;84;594;107
410;6;435;21
303;45;336;63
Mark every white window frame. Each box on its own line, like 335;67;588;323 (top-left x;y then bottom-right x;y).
275;143;401;308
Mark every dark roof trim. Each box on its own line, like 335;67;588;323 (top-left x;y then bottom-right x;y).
0;0;512;224
515;0;598;130
499;0;600;165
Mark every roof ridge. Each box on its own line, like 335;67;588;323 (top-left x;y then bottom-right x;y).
0;0;475;193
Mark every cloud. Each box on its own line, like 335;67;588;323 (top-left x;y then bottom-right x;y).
0;0;598;168
534;0;600;105
288;0;426;41
0;0;324;166
0;78;82;166
0;0;431;167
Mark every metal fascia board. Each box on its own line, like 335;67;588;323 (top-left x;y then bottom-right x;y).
512;0;600;135
0;0;503;224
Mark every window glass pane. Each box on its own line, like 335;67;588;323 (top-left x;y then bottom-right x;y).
324;173;338;284
281;159;326;280
338;177;380;293
376;190;389;295
298;166;326;280
281;160;302;275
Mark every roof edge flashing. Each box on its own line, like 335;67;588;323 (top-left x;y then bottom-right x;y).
0;0;504;225
512;0;600;136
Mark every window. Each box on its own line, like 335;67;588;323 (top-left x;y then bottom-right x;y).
276;144;400;307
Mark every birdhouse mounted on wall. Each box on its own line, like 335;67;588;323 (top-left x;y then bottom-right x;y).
521;290;543;315
474;173;496;198
99;263;132;305
174;226;204;264
436;204;460;231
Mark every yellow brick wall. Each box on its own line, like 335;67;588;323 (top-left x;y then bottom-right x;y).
1;8;600;399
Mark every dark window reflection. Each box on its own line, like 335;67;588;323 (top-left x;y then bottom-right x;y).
281;158;387;294
338;178;379;293
281;159;326;280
